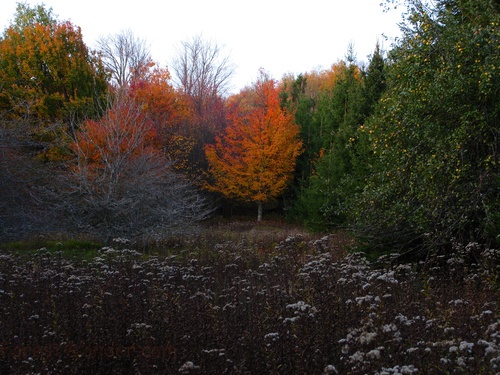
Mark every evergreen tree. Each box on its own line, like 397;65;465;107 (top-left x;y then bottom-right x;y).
281;74;317;188
294;58;366;230
362;42;386;117
355;0;500;255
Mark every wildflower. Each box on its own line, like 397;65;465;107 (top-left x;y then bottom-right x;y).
349;351;365;363
286;301;311;312
264;332;279;341
367;349;381;360
480;310;493;318
112;237;130;244
459;341;474;352
323;364;338;374
382;323;398;333
178;361;199;373
376;271;399;284
400;365;418;374
283;316;300;324
360;331;378;345
448;299;466;306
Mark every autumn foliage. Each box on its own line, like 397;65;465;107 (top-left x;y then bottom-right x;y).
0;5;107;163
129;66;195;172
2;0;498;260
0;19;107;123
71;95;159;174
68;94;212;239
205;77;302;220
129;66;192;131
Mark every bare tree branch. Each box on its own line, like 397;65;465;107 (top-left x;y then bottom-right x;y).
68;94;214;242
171;34;235;102
170;35;235;172
96;29;152;88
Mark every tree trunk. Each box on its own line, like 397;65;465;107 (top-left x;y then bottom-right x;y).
257;201;262;221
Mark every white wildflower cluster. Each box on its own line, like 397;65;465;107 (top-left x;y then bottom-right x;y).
112;237;130;245
323;364;338;374
1;234;499;373
264;332;280;345
375;270;399;285
284;300;318;323
274;234;303;253
264;332;279;340
202;348;225;357
448;299;467;306
310;235;332;252
375;364;418;374
299;252;333;278
178;361;199;373
286;300;314;313
482;321;500;369
126;322;152;336
331;244;500;373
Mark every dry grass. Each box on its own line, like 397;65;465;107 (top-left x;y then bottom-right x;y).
0;221;498;374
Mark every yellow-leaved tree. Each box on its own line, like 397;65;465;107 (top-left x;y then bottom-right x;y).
205;73;302;220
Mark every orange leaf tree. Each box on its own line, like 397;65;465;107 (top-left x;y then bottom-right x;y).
70;94;160;202
205;75;302;220
0;3;107;160
69;94;212;239
129;65;195;173
0;6;107;123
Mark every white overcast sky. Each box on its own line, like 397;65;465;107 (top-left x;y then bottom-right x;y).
1;0;404;92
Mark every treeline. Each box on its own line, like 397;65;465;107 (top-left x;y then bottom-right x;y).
287;0;499;257
0;4;223;242
1;0;499;258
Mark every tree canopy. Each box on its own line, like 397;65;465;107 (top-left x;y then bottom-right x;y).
0;2;108;159
205;75;302;220
1;0;498;258
354;0;500;254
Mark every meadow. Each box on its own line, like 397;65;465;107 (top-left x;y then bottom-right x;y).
1;220;499;374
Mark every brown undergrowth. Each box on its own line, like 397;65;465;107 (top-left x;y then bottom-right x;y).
0;222;498;374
